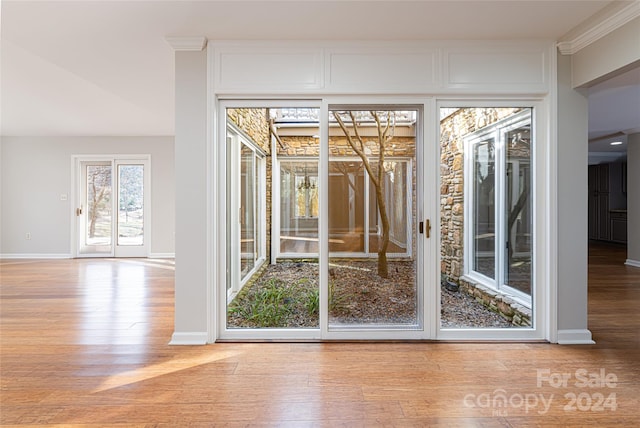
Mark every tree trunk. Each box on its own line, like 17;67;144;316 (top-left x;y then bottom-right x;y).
375;173;390;278
507;178;530;261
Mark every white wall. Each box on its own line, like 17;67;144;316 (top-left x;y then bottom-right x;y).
556;53;593;344
627;133;640;266
170;39;566;343
0;136;175;257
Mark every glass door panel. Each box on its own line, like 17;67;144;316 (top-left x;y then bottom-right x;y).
224;106;320;332
327;107;419;329
78;161;113;255
439;107;533;329
117;164;145;247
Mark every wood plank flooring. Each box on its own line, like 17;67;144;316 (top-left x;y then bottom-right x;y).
1;244;639;426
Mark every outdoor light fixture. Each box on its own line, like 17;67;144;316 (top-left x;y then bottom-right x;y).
610;141;623;146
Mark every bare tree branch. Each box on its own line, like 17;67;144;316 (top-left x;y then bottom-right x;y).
332;111;380;189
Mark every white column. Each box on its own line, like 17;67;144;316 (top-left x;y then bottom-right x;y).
626;133;640;267
167;37;209;344
556;52;594;344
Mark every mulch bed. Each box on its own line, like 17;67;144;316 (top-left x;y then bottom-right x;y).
227;260;513;329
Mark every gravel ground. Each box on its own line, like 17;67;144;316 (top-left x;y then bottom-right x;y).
440;286;512;328
228;260;513;328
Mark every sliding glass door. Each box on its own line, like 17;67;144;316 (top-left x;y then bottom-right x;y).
327;107;420;331
219;101;427;340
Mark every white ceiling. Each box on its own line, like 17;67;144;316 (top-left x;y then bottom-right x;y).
1;0;637;138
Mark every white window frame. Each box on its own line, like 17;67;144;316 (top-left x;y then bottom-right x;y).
226;122;267;302
463;109;533;307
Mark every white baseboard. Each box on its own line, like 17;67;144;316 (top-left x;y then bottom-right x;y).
557;329;595;345
625;259;640;268
169;332;208;345
0;253;72;259
149;253;175;259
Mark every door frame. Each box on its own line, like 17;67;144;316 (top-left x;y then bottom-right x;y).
71;154;151;258
214;97;438;341
435;99;548;341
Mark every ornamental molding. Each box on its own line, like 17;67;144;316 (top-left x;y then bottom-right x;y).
557;1;640;55
165;36;208;52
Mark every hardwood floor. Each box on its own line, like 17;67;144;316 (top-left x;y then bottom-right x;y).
1;245;639;426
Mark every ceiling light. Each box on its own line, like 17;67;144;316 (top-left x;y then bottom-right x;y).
610;141;623;146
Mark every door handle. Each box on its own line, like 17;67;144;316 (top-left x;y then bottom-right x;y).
419;219;431;238
76;206;83;216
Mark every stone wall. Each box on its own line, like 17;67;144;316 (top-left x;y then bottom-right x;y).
227;108;270;152
459;278;532;326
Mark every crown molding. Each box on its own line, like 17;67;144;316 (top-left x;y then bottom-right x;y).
557;1;640;55
165;36;208;52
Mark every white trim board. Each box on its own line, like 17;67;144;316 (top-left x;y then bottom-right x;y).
557;329;595;345
149;253;176;259
0;253;72;259
169;332;209;345
625;259;640;268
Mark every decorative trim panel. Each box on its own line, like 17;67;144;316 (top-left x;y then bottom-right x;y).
444;46;547;92
327;49;438;92
214;46;323;92
210;41;551;95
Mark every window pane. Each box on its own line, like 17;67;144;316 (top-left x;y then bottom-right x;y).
369;161;409;254
117;165;144;246
473;139;496;279
329;160;365;253
280;160;319;254
505;124;532;295
241;145;255;280
86;165;112;248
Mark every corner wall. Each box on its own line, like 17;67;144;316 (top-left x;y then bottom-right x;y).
556;53;593;344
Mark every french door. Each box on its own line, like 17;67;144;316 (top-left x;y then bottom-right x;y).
74;156;150;258
218;100;434;340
